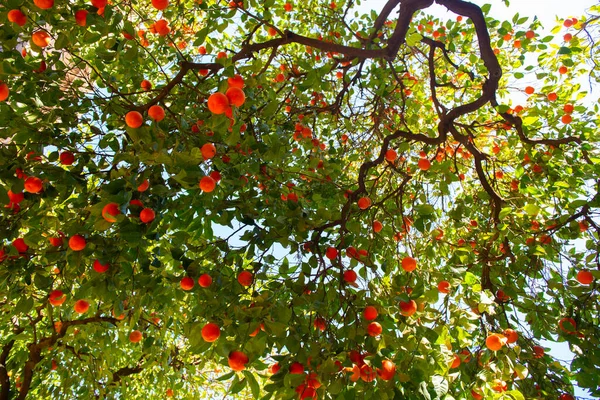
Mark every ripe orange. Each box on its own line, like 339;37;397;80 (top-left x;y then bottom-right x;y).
12;238;29;253
367;321;382;337
152;0;169;10
503;328;518;343
32;30;51;47
313;317;326;331
129;330;143;343
201;323;220;342
148;105;165;121
325;246;338;260
34;0;54;9
576;269;594;285
198;273;212;287
238;270;253;286
226;87;246;107
24;176;43;193
524;86;534;94
385;149;397;161
180;276;194;290
471;389;484;400
69;235;86;251
125;111;143;128
267;26;277;36
559;66;568;74
561;114;572;124
418;158;431;171
563;103;574;113
201;143;217;159
377;360;395;380
8;10;27;26
360;364;376;382
75;10;88;27
154;19;170;36
74;299;89;314
140;208;155;223
343;269;357;283
91;0;108;8
199;176;216;192
547;92;557;101
207;92;230;114
227;74;245;89
372;220;383;233
363;306;378;321
485;333;507;351
228;351;249;371
558;317;577;334
198;46;207;54
166;389;174;397
137;179;150;192
49;290;66;306
0;82;9;101
102;202;120;222
290;362;304;374
93;260;109;273
140;80;152;91
399;299;416;317
450;354;461;368
269;363;280;374
59;151;75;165
437;280;450;294
357;197;371;210
284;2;292;12
401;256;417;272
532;345;545;358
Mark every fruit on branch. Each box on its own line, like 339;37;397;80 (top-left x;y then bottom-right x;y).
180;276;194;291
49;290;66;306
201;323;220;342
228;351;249;371
93;260;109;273
401;256;417;272
399;300;417;317
102;203;121;223
129;330;143;343
32;30;51;47
238;270;253;286
24;176;43;193
485;333;508;351
74;299;90;314
69;235;86;251
363;306;378;321
207;92;230;114
125;111;144;128
148;105;165;122
140;208;156;223
198;274;212;288
7;10;27;27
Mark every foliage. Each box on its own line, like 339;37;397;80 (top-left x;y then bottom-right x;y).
1;0;599;399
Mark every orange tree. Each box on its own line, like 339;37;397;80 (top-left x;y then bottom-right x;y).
0;0;599;399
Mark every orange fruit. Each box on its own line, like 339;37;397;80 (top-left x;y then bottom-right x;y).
503;328;518;343
367;321;382;337
437;280;450;294
399;299;416;317
68;235;86;251
563;103;574;113
372;220;383;232
524;86;534;94
49;290;66;306
12;238;29;253
325;246;338;260
357;197;371;210
148;105;165;121
377;360;395;381
34;0;54;9
129;330;143;343
8;10;27;26
401;256;417;272
137;179;149;192
140;208;155;223
363;306;378;321
228;351;249;371
93;260;109;273
358;365;375;382
180;276;194;290
343;270;357;283
284;2;293;11
268;363;280;374
199;176;216;192
102;202;120;222
75;10;88;27
238;270;253;286
125;111;143;128
547;92;557;101
74;299;90;314
289;362;304;374
559;66;568;74
418;158;431;171
558;317;577;334
561;114;572;124
140;80;152;91
450;354;461;368
226;87;246;107
532;345;545;358
0;82;9;101
227;74;245;89
154;19;170;36
32;30;51;47
576;269;594;285
485;333;507;351
24;176;43;193
207;92;230;114
201;323;220;342
91;0;108;8
385;149;397;161
313;317;326;331
152;0;169;10
198;273;212;287
201;143;216;159
59;151;75;165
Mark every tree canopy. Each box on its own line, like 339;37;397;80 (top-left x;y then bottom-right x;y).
1;0;599;399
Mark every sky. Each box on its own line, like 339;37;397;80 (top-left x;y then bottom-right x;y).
350;1;597;398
